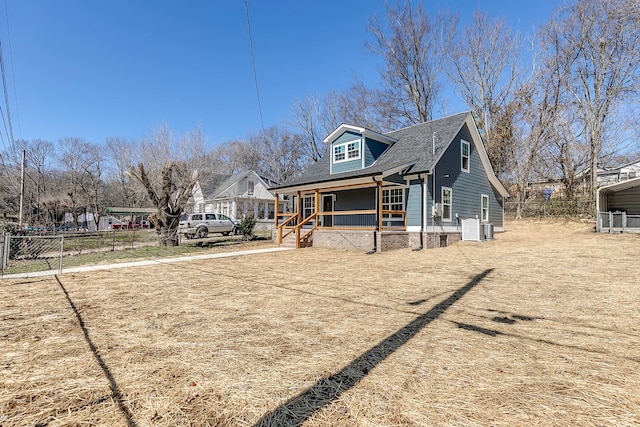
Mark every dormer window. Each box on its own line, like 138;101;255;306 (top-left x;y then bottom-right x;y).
334;140;361;163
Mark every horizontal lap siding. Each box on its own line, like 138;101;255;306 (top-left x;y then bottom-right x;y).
332;131;362;174
335;188;375;211
433;125;504;228
365;138;389;167
406;180;422;227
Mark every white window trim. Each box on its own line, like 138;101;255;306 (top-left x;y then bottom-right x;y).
303;195;315;218
442;187;452;222
382;186;405;219
333;139;361;164
481;194;489;222
461;140;470;173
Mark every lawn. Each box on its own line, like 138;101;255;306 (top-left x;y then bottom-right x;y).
1;219;639;426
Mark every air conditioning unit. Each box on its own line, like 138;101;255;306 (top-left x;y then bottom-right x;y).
482;223;494;240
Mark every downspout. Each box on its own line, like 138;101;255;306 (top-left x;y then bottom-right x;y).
432;132;437;249
366;177;379;255
412;173;425;251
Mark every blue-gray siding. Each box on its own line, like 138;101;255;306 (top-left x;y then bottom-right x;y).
406;179;423;227
364;137;389;167
331;131;362;174
428;124;504;228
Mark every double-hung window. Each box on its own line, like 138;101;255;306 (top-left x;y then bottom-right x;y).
333;140;361;163
303;195;315;219
442;187;452;222
382;187;404;219
481;194;489;222
461;140;470;172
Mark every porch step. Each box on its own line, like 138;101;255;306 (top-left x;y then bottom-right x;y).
280;233;313;248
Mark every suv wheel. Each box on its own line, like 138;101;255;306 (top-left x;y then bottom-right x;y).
196;227;208;238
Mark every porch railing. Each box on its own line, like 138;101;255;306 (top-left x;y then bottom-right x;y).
276;209;406;247
317;210;406;230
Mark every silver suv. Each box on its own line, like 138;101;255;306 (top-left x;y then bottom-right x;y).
178;213;236;239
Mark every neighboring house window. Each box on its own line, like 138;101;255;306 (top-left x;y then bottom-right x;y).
442;187;452;222
461;140;470;173
198;203;205;213
333;140;361;163
248;180;255;196
382;187;404;218
303;195;315;218
481;194;489;222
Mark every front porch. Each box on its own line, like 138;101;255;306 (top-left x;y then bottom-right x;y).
272;182;460;252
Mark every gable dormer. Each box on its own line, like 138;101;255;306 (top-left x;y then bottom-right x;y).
325;124;397;174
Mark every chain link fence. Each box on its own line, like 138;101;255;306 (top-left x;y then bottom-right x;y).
1;229;158;277
505;199;594;218
2;234;64;277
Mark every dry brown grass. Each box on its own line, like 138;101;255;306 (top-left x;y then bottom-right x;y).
1;219;639;426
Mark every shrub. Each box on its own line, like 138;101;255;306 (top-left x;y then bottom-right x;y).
236;216;256;241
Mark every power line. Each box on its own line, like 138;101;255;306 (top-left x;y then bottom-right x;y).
243;0;265;132
0;37;14;148
4;0;21;140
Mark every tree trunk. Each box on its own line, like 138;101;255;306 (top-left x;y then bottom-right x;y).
157;228;178;246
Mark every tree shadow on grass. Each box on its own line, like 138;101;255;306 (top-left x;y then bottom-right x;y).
253;268;494;427
54;275;137;427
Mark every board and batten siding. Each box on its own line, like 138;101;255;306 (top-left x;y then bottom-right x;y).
429;124;504;228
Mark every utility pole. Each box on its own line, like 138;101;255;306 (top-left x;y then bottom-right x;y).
18;149;24;229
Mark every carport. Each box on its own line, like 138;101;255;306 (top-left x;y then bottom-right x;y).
596;177;640;233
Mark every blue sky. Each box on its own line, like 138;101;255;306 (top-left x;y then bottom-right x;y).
1;0;562;149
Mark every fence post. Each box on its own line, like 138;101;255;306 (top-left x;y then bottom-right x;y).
622;212;627;233
608;212;613;233
59;235;64;274
2;232;9;272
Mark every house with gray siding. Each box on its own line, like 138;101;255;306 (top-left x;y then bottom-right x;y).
271;111;510;251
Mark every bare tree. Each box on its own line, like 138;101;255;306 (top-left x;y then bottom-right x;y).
58;137;104;227
248;125;306;184
542;0;640;203
289;94;325;162
211;139;262;175
366;2;457;126
448;10;521;177
105;137;149;208
127;125;208;246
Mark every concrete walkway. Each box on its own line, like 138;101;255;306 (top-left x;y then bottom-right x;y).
1;247;293;280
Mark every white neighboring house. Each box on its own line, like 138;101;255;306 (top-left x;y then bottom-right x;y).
191;171;278;221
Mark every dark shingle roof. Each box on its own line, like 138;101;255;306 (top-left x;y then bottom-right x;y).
199;174;231;198
274;111;470;190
